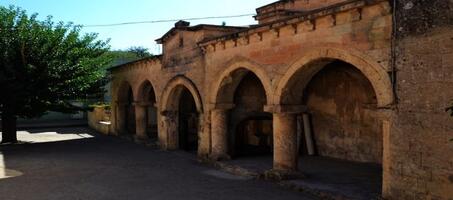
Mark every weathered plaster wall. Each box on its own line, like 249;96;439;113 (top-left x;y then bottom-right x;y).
304;61;382;163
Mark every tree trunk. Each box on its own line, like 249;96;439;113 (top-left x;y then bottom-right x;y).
1;111;18;143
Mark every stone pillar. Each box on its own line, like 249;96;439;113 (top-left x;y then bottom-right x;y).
210;109;230;160
382;119;392;198
161;110;178;150
273;112;298;171
197;113;211;158
135;103;148;141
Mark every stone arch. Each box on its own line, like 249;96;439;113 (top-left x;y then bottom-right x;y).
270;47;392;193
160;76;203;113
136;79;157;103
135;79;158;140
211;60;273;106
210;60;274;159
275;47;394;108
116;80;133;103
159;75;204;151
115;80;135;135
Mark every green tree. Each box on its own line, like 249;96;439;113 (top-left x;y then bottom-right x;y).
127;46;151;58
0;6;111;143
105;46;151;67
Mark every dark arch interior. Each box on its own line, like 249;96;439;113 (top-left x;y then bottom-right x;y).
141;82;158;139
125;86;136;135
229;72;272;158
301;60;381;164
178;88;199;152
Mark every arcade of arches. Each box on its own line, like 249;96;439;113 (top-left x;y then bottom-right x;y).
106;0;453;199
112;56;391;196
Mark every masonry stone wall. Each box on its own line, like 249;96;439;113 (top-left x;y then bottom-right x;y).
88;107;111;135
162;31;202;68
291;0;348;11
110;0;393;181
387;28;453;200
204;1;392;100
384;0;453;199
256;0;349;24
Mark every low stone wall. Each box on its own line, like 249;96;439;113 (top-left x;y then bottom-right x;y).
88;107;111;135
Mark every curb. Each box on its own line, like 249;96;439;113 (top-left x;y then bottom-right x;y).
278;181;351;200
206;160;363;200
210;161;260;178
16;122;88;130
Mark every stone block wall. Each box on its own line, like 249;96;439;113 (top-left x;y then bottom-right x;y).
204;0;393;94
255;0;349;24
385;0;453;199
88;107;111;135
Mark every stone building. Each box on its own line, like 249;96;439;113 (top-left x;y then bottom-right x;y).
107;0;453;199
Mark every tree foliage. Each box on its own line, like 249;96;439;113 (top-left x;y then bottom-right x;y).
0;6;111;142
127;46;151;58
105;46;152;67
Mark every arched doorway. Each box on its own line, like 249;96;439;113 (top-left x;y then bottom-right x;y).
137;81;158;140
116;82;136;135
230;72;272;158
160;76;203;152
275;49;393;198
178;88;199;151
302;60;382;163
210;64;273;160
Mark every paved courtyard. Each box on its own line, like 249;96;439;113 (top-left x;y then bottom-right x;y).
0;127;317;200
223;155;382;200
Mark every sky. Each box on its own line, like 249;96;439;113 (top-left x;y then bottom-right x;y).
0;0;276;54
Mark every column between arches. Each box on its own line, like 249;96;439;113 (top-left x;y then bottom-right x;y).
265;105;307;174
